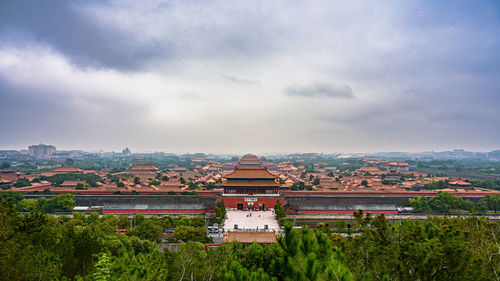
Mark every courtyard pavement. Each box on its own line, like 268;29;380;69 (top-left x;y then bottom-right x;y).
223;210;280;232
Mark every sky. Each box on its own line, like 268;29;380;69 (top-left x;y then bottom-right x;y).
0;0;499;154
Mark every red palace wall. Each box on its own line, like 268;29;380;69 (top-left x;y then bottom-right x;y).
218;197;285;210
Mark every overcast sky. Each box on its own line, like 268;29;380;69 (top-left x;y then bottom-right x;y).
0;0;499;153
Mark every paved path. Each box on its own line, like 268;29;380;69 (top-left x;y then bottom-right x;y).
223;210;279;231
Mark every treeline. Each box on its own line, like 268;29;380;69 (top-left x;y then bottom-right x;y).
1;191;75;212
1;198;499;280
341;211;500;280
467;179;500;190
413;159;500;176
410;192;500;213
39;173;103;187
215;199;226;224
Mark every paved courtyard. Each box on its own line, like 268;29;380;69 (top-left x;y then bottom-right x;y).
223;210;280;232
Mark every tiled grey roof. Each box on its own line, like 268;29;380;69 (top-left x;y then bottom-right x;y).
103;203;205;210
298;204;396;211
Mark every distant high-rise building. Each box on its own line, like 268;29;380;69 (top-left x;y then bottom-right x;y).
122;147;131;155
28;143;56;157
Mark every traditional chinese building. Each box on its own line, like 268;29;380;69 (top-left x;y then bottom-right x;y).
448;178;473;189
220;154;284;210
126;164;159;176
52;166;85;174
222;154;280;195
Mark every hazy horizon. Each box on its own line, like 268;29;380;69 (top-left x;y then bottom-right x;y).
1;1;499;153
1;144;498;156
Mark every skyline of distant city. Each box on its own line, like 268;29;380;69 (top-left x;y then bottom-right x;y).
1;142;498;159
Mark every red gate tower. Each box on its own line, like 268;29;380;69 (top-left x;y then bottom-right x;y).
220;154;283;210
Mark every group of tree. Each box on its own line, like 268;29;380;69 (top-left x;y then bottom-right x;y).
39;173;102;187
16;193;75;213
1;191;75;213
0;161;10;169
215;199;226;224
466;179;500;190
291;181;312;191
14;177;32;187
423;179;449;189
409;192;500;214
274;200;286;226
339;210;500;280
149;179;161;186
106;173;133;183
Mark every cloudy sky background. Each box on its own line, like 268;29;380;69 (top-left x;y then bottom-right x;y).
0;0;499;153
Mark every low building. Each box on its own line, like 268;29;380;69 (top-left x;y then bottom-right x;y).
52;166;85;174
286;204;398;215
448;179;472;189
223;231;277;245
101;203;216;217
126;164;160;180
60;180;86;188
357;166;383;175
0;171;18;185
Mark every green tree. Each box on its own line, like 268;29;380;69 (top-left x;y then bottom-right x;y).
173;225;208;242
14;178;31;187
117;215;130;229
274;200;286;224
172;242;208;281
91;253;111;281
313;177;320;185
216;199;226;224
176;215;191;226
220;260;276;281
207;182;216;189
149;179;161;186
276;225;353;280
18;198;38;212
134;177;141;185
409;196;430;212
0;190;24;204
135;219;163;242
161;215;175;228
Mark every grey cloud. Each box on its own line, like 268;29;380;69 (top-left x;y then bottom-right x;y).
222;75;260;85
285;83;354;99
1;1;499;152
0;0;289;71
0;0;136;69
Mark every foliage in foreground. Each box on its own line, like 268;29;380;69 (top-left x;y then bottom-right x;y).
1;197;499;280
